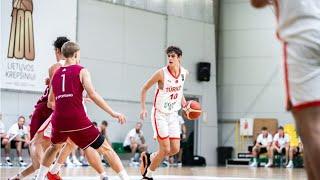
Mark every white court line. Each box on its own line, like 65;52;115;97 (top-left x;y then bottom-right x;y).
62;175;276;180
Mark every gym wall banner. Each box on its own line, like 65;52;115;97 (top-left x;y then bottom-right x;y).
1;0;77;92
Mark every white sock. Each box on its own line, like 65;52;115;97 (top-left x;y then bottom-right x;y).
99;172;107;179
50;163;63;174
118;169;130;180
79;155;84;161
253;158;257;163
146;167;154;178
35;165;49;180
19;156;23;161
268;158;273;164
6;156;10;160
288;160;293;164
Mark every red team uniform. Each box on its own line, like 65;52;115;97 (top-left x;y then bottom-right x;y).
50;65;101;149
29;86;53;140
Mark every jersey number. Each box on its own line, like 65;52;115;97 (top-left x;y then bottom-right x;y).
61;74;65;92
170;93;178;100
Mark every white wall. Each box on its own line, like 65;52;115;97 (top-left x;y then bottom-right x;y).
78;0;217;165
218;0;294;147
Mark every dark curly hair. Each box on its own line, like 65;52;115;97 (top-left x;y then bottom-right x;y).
53;36;70;51
101;120;108;126
166;46;182;57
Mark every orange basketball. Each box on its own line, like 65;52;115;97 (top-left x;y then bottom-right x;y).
183;100;202;120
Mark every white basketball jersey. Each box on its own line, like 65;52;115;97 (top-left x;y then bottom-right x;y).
275;0;320;45
154;66;187;114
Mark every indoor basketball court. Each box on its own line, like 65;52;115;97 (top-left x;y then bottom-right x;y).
0;0;318;180
1;166;307;179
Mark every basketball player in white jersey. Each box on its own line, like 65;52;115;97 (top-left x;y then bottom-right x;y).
251;1;320;179
140;46;188;180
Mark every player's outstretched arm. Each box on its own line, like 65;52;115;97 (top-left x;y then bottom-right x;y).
250;0;272;8
140;69;162;120
80;68;126;124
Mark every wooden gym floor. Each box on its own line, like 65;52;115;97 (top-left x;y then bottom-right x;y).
0;166;307;180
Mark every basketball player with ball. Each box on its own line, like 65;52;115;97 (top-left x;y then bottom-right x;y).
139;46;201;180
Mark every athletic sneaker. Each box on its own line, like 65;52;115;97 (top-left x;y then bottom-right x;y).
102;177;109;180
140;152;153;180
265;162;273;167
250;162;258;167
80;159;89;166
47;172;62;180
162;160;169;167
6;158;13;166
286;161;294;168
19;160;27;166
65;157;73;166
72;157;83;166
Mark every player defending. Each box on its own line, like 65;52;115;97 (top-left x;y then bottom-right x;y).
35;42;129;180
140;46;188;180
251;0;320;179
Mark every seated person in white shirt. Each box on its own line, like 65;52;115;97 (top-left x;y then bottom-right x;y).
265;126;290;167
286;137;303;168
123;122;148;162
250;126;273;167
0;113;6;140
0;114;5;166
2;116;29;166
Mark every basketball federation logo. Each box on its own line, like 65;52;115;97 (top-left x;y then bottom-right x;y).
7;0;35;61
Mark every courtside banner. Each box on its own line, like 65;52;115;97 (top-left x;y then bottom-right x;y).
1;0;77;91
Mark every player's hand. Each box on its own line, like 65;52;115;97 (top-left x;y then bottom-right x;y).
140;109;148;120
112;112;126;124
182;101;188;109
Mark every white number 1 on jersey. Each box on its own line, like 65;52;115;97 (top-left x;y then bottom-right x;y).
61;74;65;92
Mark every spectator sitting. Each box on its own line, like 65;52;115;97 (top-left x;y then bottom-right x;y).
265;126;290;167
98;120;111;166
99;120;110;144
287;137;303;168
123;122;147;163
2;116;29;166
0;113;6;140
0;114;5;166
250;126;273;167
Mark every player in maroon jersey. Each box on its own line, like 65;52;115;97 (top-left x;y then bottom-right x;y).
35;42;129;180
9;37;109;180
29;36;69;140
8;37;69;180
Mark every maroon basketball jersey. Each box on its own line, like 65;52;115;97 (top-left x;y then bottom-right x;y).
51;65;91;131
36;86;50;105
